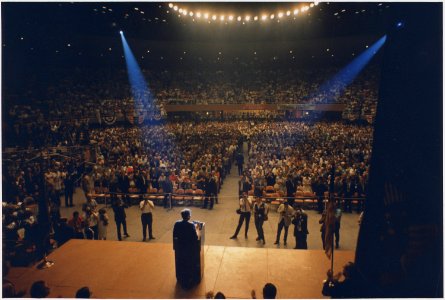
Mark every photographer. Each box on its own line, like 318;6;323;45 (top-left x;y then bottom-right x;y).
230;192;252;239
140;198;155;241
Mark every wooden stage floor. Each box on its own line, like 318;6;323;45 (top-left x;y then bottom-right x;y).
9;240;354;298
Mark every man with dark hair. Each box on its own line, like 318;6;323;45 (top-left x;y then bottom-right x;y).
285;175;296;207
236;152;244;176
274;201;294;246
140;198;155;241
313;176;328;214
251;283;277;299
230;192;252;239
173;209;201;289
263;283;277;299
112;198;130;241
30;280;50;298
75;286;92;298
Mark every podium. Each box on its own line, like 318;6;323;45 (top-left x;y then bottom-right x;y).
173;221;205;289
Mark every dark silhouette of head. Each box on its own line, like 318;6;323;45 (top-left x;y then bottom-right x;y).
75;286;92;298
263;283;277;299
181;208;191;220
30;280;50;298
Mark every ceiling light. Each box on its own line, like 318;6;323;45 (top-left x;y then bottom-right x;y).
278;12;284;18
293;9;299;15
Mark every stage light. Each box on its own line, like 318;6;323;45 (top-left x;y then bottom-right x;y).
173;6;178;11
237;16;242;21
196;12;201;18
179;8;183;13
204;13;209;19
254;16;258;21
168;3;173;8
270;14;275;19
261;15;267;21
245;15;251;21
396;21;404;28
182;9;187;15
314;1;319;5
310;3;314;8
293;9;299;15
212;15;217;20
228;15;234;21
278;12;283;18
189;12;194;16
220;15;225;21
286;11;291;16
119;30;123;34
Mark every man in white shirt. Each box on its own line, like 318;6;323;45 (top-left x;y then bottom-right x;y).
140;198;155;241
230;193;252;239
274;201;294;246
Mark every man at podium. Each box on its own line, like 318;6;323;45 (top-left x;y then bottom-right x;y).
173;209;203;289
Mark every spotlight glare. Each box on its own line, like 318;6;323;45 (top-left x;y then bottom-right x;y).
278;12;284;18
286;11;291;16
237;16;242;21
228;15;234;21
173;5;178;11
262;15;267;21
197;12;201;18
189;12;194;16
182;9;187;15
254;16;258;21
119;30;123;34
270;14;275;19
294;9;299;15
204;13;209;19
310;3;314;8
168;3;173;8
245;15;251;21
220;15;225;21
178;8;183;13
212;15;217;20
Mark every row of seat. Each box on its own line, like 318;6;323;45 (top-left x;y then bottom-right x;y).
87;187;209;207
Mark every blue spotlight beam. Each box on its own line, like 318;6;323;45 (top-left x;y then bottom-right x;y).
312;35;387;102
120;32;154;105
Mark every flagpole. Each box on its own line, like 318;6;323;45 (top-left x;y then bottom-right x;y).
329;164;335;274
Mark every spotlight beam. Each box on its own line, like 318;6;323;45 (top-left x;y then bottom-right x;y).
312;35;387;102
120;32;156;112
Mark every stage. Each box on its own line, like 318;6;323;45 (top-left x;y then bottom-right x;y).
8;240;354;298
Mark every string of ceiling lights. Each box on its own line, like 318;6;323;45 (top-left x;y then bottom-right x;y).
167;2;319;23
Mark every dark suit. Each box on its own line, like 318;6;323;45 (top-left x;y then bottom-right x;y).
112;201;129;241
118;174;130;206
286;179;296;207
203;177;217;209
64;174;74;207
173;220;200;288
293;212;309;249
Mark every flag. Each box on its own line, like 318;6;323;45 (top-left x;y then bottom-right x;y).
324;201;336;259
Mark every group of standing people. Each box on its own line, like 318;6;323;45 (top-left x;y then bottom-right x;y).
230;193;309;249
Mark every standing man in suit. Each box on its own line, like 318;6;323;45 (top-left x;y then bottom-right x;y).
64;171;74;207
112;198;130;241
236;152;244;176
173;209;201;289
293;206;309;249
285;175;296;208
